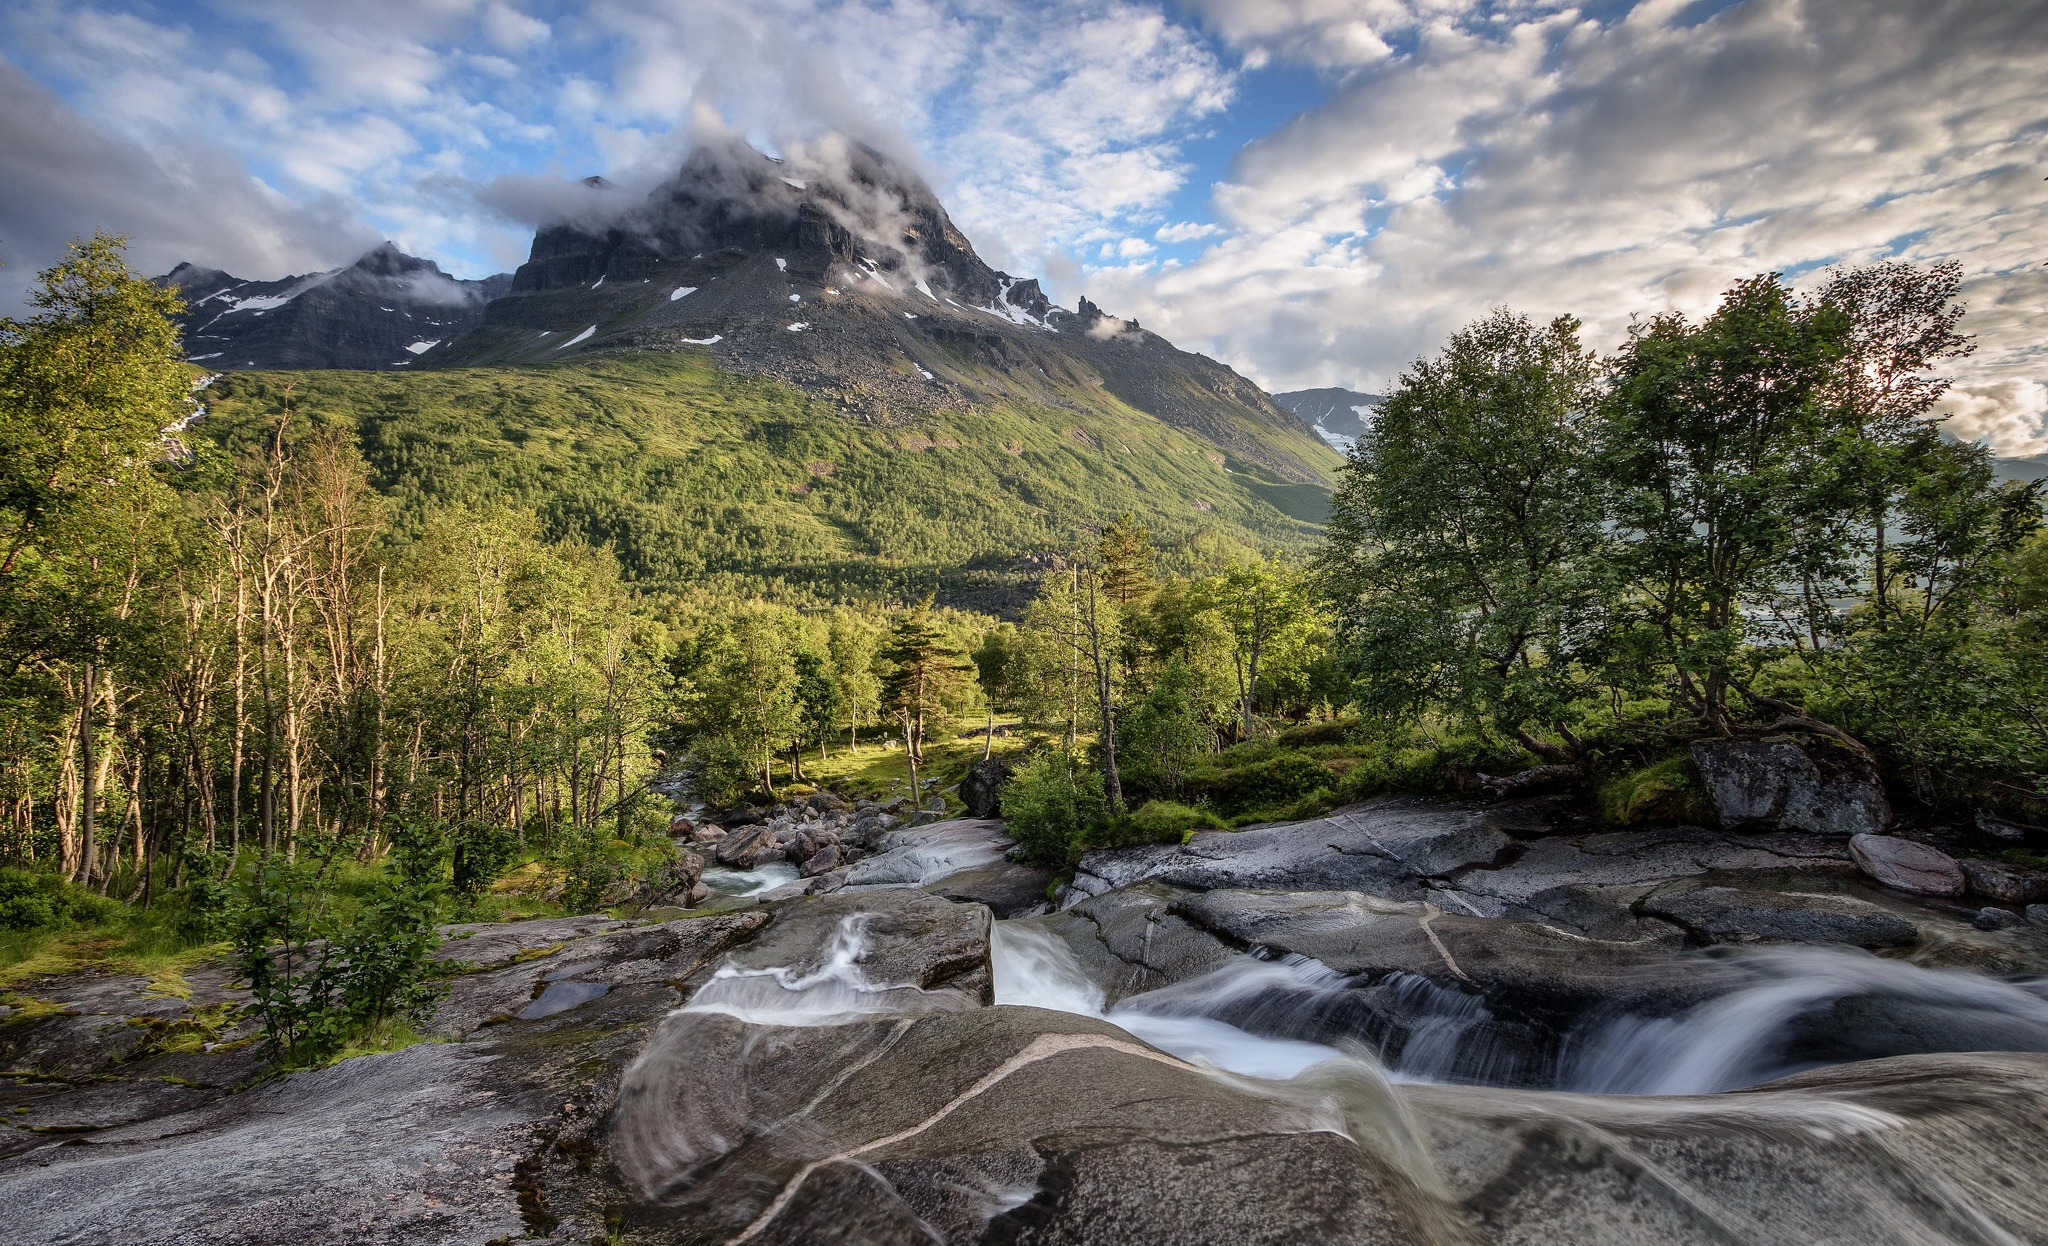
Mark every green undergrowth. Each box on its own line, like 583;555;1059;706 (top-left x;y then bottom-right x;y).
198;354;1327;612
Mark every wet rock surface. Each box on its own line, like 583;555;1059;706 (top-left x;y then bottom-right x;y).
1852;832;1966;897
8;800;2048;1244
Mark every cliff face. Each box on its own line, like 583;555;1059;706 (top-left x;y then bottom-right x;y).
165;243;510;371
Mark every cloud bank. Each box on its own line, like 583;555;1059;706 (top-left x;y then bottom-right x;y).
1;0;2041;449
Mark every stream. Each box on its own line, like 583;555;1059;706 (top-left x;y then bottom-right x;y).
988;919;2048;1095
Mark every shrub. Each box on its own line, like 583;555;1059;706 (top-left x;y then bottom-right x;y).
232;829;446;1067
1001;750;1109;867
0;867;117;932
451;824;521;898
1116;660;1215;803
1596;755;1712;825
1200;750;1335;815
1093;800;1228;849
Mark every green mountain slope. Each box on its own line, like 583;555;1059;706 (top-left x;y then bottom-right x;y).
199;352;1329;613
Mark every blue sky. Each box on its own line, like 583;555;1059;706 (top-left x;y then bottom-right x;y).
2;0;2044;449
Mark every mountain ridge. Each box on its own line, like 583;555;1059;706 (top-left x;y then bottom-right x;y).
165;243;510;370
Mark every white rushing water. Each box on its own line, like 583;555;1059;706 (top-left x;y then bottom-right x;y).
992;919;2048;1095
1563;945;2048;1094
700;862;799;897
682;914;975;1027
991;920;1360;1080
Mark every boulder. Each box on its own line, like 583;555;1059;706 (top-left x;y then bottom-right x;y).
1639;880;1919;949
1691;733;1889;837
799;842;842;876
1975;907;2023;931
1069;796;1531;902
1850;833;1965;897
845;818;1011;888
713;822;773;868
1959;857;2048;905
960;755;1014;818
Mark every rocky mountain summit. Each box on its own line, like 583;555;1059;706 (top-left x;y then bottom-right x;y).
442;135;1332;483
165;243;511;371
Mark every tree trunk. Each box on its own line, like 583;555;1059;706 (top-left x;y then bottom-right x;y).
77;661;96;887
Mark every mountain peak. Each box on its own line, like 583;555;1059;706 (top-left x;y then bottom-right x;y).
512;134;1003;305
350;241;444;279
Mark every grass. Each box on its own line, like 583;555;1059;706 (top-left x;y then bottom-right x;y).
197;353;1329;614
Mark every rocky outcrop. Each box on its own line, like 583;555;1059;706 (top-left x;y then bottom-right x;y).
1959;857;2048;904
1850;833;1966;896
165;243;510;370
1691;733;1889;837
1068;796;1535;903
960;755;1013;818
1638;880;1920;948
10;796;2048;1245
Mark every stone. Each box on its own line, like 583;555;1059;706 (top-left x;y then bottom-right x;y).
1959;857;2048;905
800;842;842;876
667;815;694;837
1409;1052;2048;1246
612;1004;1460;1246
1691;733;1889;837
1639;880;1919;949
845;818;1011;888
1976;809;2039;841
712;822;773;868
2030;903;2048;926
1975;907;2023;931
1069;796;1531;902
1850;833;1965;897
960;755;1014;818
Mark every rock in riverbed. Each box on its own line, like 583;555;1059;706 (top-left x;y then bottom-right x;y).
1851;833;1966;896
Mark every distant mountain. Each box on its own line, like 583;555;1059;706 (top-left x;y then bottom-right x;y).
433;137;1334;485
163;243;510;370
1273;388;1382;453
1996;455;2048;485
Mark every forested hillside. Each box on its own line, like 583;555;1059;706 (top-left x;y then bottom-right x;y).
197;354;1328;613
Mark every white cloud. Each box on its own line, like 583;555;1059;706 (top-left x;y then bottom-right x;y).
1157;221;1225;243
1093;0;2048;451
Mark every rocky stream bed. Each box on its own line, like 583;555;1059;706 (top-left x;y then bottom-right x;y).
6;774;2048;1244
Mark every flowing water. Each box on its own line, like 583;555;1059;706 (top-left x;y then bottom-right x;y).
700;862;800;897
989;919;2048;1095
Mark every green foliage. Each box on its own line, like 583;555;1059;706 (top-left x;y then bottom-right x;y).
1596;756;1712;826
1190;749;1336;817
554;826;631;915
1116;800;1228;844
230;834;445;1068
1322;310;1607;740
1001;750;1110;866
0;867;118;932
451;825;521;898
689;732;757;807
196;354;1327;610
1116;659;1214;801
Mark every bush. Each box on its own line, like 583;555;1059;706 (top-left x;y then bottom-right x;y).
232;828;446;1067
0;866;117;932
451;824;520;898
1596;755;1712;825
1197;750;1336;815
1092;800;1228;849
174;853;241;942
1001;750;1109;866
1116;660;1214;803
